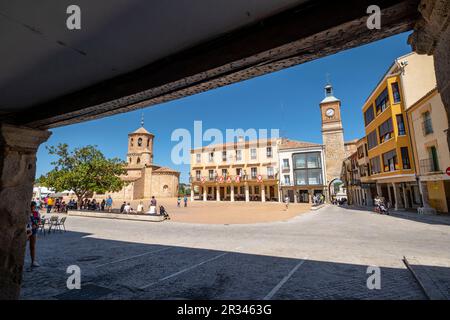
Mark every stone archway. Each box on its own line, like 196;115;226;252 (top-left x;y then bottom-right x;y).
328;178;345;202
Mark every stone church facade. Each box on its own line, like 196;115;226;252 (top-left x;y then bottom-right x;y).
110;125;180;201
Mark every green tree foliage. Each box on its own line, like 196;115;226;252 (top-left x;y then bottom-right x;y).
37;144;127;202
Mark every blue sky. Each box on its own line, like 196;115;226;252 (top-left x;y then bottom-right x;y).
36;32;413;183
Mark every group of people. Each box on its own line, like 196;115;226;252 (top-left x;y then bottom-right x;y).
313;194;325;206
177;195;189;208
119;196;159;215
77;196;113;212
39;197;68;213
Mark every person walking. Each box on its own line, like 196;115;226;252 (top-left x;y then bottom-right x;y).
46;197;54;213
27;201;41;268
284;195;290;210
183;195;188;207
177;196;181;208
105;196;113;213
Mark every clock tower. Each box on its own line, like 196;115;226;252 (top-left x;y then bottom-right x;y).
320;83;346;188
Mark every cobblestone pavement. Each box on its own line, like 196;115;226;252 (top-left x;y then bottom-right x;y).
20;205;450;299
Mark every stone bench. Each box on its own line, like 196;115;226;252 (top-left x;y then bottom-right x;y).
67;210;166;222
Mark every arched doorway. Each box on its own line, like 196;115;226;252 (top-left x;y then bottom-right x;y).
328;178;346;203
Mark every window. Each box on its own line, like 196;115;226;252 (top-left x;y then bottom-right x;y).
282;159;290;170
147;138;150;147
136;157;141;164
208;170;214;181
430;146;440;171
382;149;398;172
401;147;411;170
130;138;134;146
266;147;273;158
294;170;307;185
396;114;406;136
222;169;228;177
195;170;201;180
367;130;378;150
250;148;257;160
236;168;242;176
391;82;401;103
359;165;367;177
222;151;227;162
422;111;433;135
370;156;381;174
208;152;214;162
293;152;323;186
251;167;257;179
267;167;274;178
236;150;242;161
375;88;390;115
196;153;201;163
357;146;365;159
379;118;394;143
284;175;290;185
294;154;306;169
306;153;321;168
307;169;323;185
364;106;375;126
138;138;142;146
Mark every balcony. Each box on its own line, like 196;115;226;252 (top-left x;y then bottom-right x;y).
281;166;290;173
422;118;433;135
420;158;440;173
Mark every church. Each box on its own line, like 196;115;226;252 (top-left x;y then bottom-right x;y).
110;120;180;201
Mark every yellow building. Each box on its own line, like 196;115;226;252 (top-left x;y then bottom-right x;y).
361;52;436;210
190;138;280;202
407;88;450;213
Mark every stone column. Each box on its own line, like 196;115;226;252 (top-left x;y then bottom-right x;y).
261;186;265;202
366;188;373;207
409;0;450;150
216;187;221;202
418;180;437;214
403;186;409;209
230;186;235;202
203;187;207;201
376;183;382;197
190;189;194;202
393;183;404;210
0;124;51;300
245;184;249;202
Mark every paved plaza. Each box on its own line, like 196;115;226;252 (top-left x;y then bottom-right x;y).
21;205;450;300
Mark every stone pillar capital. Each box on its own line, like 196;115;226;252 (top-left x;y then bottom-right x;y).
1;124;51;152
408;0;450;54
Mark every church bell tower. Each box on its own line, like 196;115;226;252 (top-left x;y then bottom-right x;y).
127;114;154;167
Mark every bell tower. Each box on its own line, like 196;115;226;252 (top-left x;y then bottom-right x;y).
127;115;154;167
320;82;345;185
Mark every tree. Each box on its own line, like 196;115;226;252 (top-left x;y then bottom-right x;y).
37;144;127;203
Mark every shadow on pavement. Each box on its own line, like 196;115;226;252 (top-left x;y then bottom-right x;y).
340;205;450;227
20;230;432;300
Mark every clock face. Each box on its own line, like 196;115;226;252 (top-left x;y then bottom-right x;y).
326;108;335;118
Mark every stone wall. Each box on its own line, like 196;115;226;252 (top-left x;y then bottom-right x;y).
323;130;346;184
150;173;179;197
